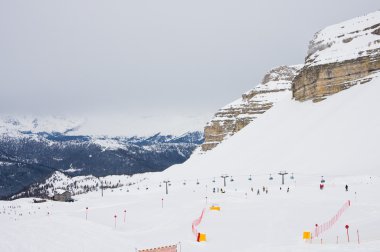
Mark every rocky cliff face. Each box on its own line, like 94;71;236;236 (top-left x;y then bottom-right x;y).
202;11;380;152
293;11;380;102
201;65;301;151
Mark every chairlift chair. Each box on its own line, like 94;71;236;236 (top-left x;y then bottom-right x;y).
248;175;252;181
290;173;294;180
269;174;273;180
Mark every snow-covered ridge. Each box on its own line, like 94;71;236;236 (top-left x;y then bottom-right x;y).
0;115;84;136
293;11;380;102
0;117;203;198
306;10;380;66
12;171;142;199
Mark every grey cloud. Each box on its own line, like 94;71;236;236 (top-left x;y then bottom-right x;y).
0;0;379;119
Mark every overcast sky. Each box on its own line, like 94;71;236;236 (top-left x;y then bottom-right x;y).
0;0;379;134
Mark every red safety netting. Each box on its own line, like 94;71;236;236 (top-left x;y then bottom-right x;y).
314;200;351;237
192;208;206;237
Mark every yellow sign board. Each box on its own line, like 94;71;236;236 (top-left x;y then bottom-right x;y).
303;231;311;240
198;233;207;242
210;206;221;211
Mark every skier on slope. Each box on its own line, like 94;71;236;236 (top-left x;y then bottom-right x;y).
345;184;348;191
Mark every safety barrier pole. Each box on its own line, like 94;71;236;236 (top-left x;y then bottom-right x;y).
357;229;360;244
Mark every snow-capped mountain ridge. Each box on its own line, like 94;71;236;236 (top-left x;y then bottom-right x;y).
0;115;84;136
0;119;204;199
293;11;380;102
306;10;380;66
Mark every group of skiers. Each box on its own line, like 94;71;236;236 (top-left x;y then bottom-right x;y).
212;188;225;193
319;183;349;191
212;182;352;196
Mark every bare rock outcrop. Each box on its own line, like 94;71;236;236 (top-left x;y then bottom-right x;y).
201;65;301;151
293;11;380;102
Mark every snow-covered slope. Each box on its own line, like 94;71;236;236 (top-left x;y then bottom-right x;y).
164;71;380;180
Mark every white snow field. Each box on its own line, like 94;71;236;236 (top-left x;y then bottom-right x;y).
1;74;380;251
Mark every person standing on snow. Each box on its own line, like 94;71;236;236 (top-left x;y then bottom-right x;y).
345;184;348;191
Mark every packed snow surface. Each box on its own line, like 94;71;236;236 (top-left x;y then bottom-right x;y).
0;174;379;252
1;72;380;251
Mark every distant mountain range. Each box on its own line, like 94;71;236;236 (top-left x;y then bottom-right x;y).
0;116;203;199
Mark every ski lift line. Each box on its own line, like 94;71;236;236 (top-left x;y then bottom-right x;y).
165;172;292;183
141;172;325;189
149;172;301;186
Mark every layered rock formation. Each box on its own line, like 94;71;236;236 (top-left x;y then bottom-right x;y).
201;65;301;151
202;11;380;152
293;11;380;102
